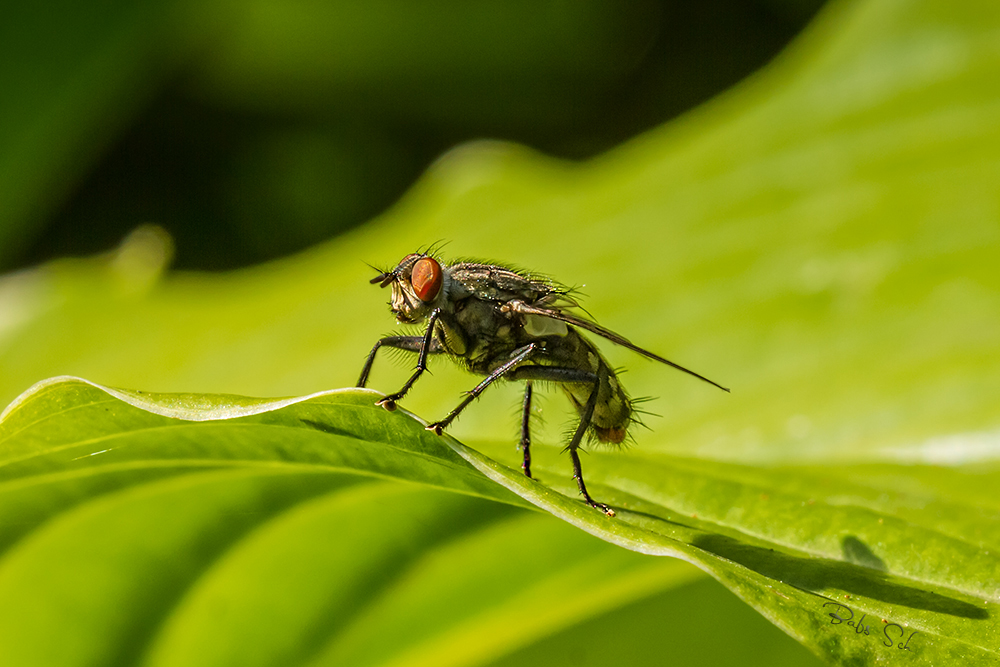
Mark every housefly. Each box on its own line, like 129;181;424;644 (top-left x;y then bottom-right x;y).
357;250;729;516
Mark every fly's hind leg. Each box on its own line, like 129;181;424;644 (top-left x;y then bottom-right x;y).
521;381;533;478
509;365;615;517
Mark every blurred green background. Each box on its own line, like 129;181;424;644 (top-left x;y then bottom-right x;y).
2;0;823;271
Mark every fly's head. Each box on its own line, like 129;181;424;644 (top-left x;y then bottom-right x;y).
370;253;448;323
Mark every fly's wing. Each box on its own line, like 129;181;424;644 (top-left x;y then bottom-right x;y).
511;301;730;392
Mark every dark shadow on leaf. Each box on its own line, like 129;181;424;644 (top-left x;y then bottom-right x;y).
299;419;360;440
299;417;460;460
841;535;887;572
613;506;706;536
692;534;988;620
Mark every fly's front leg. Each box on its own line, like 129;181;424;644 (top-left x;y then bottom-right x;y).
509;365;615;517
426;342;539;435
357;336;438;387
521;381;533;478
374;308;442;411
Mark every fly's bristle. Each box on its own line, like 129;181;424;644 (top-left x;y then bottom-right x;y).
628;412;653;433
559;421;586;450
628;396;658;432
630;398;660;416
382;344;419;366
419;240;451;259
510;394;546;426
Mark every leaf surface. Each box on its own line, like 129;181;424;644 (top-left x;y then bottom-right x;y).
2;377;996;664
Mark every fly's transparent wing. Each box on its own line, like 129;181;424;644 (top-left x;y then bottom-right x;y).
511;301;730;392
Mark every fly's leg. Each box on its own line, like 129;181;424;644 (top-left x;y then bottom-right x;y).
373;308;443;410
566;367;615;517
509;365;615;517
426;342;539;435
357;336;441;387
566;447;612;516
520;381;533;478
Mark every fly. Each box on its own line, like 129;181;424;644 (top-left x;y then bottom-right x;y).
357;250;729;516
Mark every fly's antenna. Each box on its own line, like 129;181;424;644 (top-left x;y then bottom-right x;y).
365;262;397;288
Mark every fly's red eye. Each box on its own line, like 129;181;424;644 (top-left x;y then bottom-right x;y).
411;257;443;302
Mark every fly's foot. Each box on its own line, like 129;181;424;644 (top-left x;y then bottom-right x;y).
570;450;614;517
520;442;532;478
587;500;616;518
376;396;399;411
425;421;446;436
578;486;616;517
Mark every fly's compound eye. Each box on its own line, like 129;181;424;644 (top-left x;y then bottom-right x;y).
411;257;443;302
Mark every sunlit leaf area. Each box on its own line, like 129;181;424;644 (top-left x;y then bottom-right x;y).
1;0;998;665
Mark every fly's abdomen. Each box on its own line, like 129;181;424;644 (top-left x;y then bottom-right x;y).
561;350;632;445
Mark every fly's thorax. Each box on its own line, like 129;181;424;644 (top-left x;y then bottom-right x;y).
435;315;468;356
445;297;520;369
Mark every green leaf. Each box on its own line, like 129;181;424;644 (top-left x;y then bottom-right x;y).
3;376;997;665
0;377;818;667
